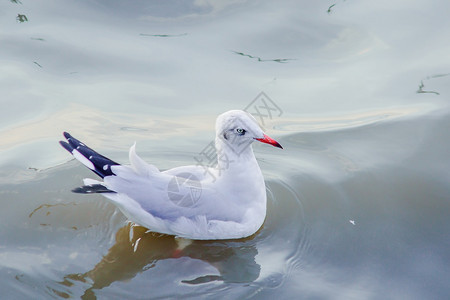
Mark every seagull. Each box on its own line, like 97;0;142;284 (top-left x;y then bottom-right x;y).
60;110;282;240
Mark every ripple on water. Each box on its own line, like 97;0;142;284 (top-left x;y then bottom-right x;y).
5;105;449;299
273;105;431;133
25;170;307;299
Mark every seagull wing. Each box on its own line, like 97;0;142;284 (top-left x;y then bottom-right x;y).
59;132;262;239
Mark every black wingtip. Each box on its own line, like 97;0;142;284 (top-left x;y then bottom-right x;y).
59;140;74;153
59;131;120;179
63;131;71;138
72;184;115;194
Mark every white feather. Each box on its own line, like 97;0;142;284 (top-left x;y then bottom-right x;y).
77;110;278;240
73;149;95;170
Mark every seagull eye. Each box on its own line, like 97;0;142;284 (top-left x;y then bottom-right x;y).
236;128;246;135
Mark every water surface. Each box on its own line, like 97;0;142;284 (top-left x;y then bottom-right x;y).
1;1;449;299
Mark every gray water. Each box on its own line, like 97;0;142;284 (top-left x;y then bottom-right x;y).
1;0;450;299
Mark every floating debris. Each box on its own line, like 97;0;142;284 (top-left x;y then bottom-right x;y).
417;73;450;96
327;0;347;14
349;220;356;225
11;0;23;4
232;51;296;63
140;33;187;38
417;81;439;95
29;202;77;218
33;61;43;68
16;14;28;23
30;37;45;41
327;4;336;14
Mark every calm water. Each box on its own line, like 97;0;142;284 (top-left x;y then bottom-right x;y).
1;1;450;299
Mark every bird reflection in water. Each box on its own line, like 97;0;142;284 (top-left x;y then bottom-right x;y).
59;223;260;299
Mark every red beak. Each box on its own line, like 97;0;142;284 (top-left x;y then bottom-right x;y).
255;134;283;149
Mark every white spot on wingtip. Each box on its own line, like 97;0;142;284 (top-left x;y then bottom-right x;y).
89;156;93;160
103;165;109;171
72;149;95;170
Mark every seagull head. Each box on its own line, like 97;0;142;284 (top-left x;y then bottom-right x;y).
215;110;283;150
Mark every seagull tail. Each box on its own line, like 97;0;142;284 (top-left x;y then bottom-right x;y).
59;132;120;179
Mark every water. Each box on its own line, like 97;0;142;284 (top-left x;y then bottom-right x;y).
1;0;450;299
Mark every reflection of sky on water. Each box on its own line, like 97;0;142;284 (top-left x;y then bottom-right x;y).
2;0;449;122
1;0;449;173
1;0;450;299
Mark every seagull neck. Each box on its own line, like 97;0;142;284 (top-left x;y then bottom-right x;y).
215;138;258;171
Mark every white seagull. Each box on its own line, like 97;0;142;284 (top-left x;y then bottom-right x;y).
60;110;282;240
